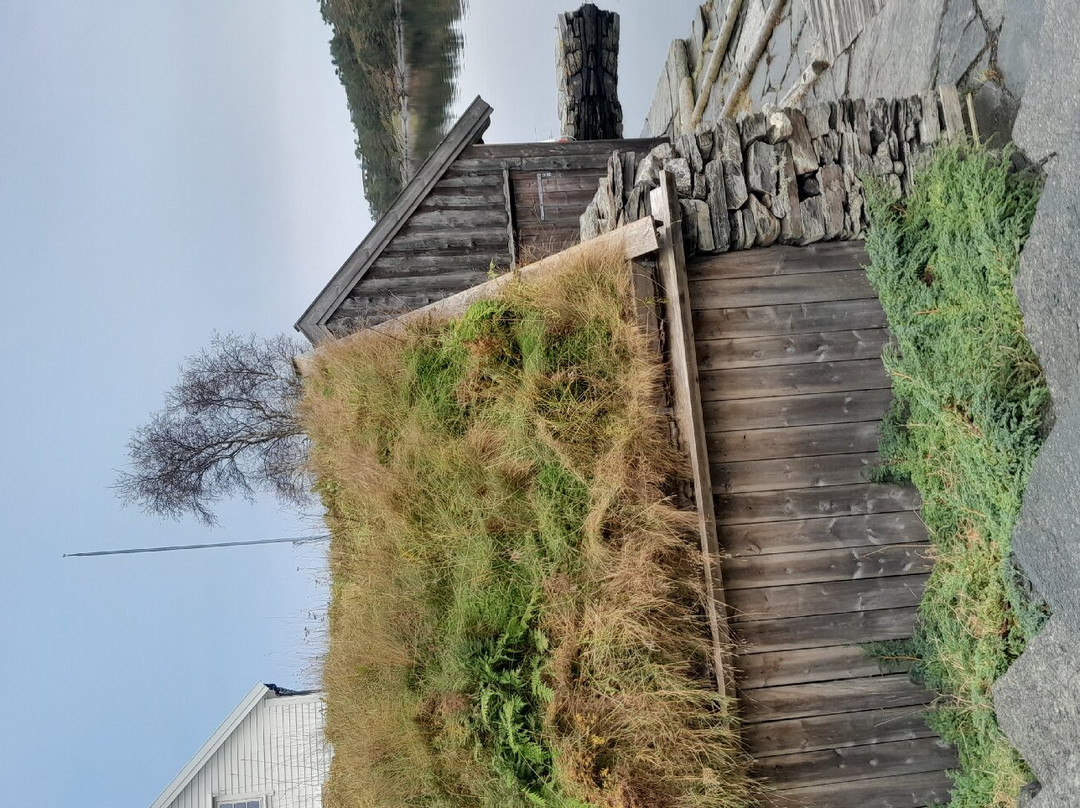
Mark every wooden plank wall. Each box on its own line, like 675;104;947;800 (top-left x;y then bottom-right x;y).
326;139;660;334
689;242;957;807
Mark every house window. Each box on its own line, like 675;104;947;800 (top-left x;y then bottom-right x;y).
215;800;262;808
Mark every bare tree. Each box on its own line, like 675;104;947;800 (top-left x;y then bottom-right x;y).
116;332;310;524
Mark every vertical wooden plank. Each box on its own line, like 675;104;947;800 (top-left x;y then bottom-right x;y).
938;85;966;141
650;170;734;698
502;168;518;266
630;258;660;356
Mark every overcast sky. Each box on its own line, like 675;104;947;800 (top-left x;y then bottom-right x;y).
0;2;701;806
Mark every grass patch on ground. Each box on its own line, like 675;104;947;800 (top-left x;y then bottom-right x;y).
863;145;1048;807
302;247;757;808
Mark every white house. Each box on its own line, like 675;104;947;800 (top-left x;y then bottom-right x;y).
149;683;331;808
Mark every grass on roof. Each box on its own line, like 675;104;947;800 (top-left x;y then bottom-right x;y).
863;144;1048;808
301;246;758;808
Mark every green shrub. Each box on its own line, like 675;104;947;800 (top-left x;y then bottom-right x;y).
864;144;1047;807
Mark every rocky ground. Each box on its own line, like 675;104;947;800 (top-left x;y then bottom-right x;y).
991;0;1080;805
644;2;1080;805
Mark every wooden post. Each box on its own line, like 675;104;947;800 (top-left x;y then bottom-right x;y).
649;170;734;698
688;0;745;130
721;0;789;118
938;85;966;141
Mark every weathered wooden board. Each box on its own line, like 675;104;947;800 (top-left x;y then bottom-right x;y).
344;270;494;297
694;298;888;339
405;207;508;230
745;705;937;758
736;607;919;654
696;328;889;370
511;171;608;193
703;388;895;431
462;138;662;159
688;242;870;280
427;172;505;190
764;769;955;808
740;674;932;724
689;270;878;309
708;421;882;462
729;574;929;621
418;190;507;208
736;644;910;688
712;451;880;493
449;153;617;174
725;512;928;556
652;172;733;697
380;226;510;254
366;252;503;273
700;358;892;402
715;483;920;525
724;545;932;590
755;737;958;789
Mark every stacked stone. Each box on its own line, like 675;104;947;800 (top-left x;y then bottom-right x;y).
556;4;623;141
581;94;943;254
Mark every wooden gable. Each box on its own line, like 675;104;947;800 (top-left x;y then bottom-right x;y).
297;96;663;341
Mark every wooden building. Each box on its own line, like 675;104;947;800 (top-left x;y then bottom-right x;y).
148;683;329;808
296;96;662;341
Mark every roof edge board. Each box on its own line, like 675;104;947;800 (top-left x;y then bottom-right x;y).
147;682;271;808
295;96;494;343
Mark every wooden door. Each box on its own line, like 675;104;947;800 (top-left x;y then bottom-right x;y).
509;168;604;260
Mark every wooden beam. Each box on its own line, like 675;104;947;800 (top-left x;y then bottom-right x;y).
721;0;789;118
502;168;517;267
649;170;735;698
756;738;957;790
740;673;932;724
745;704;936;758
694;298;888;340
737;643;912;688
724;511;927;557
702;387;895;431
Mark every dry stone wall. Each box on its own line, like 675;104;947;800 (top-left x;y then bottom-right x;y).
556;4;623;140
583;95;944;254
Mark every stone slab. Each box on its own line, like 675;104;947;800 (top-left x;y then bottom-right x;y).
993;615;1080;787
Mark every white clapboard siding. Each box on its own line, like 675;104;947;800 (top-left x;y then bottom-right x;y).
151;684;330;808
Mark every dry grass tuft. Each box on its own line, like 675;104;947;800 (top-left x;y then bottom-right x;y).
302;245;757;808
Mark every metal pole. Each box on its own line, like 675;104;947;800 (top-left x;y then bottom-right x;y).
63;535;329;558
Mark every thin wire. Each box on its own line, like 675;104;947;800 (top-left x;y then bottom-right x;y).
63;535;330;558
